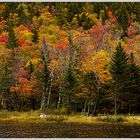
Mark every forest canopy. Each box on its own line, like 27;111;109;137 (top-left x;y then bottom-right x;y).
0;2;140;115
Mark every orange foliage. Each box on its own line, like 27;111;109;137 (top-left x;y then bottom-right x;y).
0;33;8;45
18;38;25;45
127;25;137;37
55;38;68;50
108;11;116;23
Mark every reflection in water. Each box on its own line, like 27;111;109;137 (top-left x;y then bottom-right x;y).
0;121;140;138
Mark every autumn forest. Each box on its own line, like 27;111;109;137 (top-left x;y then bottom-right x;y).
0;2;140;117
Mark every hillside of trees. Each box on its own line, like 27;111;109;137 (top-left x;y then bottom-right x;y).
0;2;140;116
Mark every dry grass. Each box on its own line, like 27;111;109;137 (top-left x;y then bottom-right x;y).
0;110;140;124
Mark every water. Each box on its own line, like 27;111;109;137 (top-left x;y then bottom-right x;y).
0;121;140;138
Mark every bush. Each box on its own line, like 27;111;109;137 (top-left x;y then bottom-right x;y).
44;107;68;115
97;115;125;123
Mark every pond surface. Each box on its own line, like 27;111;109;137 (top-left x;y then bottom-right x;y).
0;121;140;138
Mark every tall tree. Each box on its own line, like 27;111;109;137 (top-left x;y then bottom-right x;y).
7;21;19;49
17;4;27;25
110;43;129;115
82;71;100;116
126;53;140;113
40;38;50;112
63;33;77;116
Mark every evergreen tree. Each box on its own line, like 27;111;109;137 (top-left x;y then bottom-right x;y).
18;4;27;25
6;21;19;49
0;62;11;110
28;61;34;75
32;28;39;44
63;34;77;116
126;53;140;113
64;65;77;116
110;43;129;115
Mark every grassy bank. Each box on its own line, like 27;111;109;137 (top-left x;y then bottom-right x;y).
0;110;140;124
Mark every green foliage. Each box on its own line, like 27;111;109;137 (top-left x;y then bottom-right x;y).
26;61;34;75
17;4;27;25
2;3;19;20
32;28;39;44
6;21;19;49
110;44;129;92
97;115;125;123
127;53;140;94
77;13;94;30
124;53;140;112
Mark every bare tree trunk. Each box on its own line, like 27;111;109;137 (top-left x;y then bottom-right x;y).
92;73;100;116
87;100;90;116
46;69;54;108
46;85;52;108
40;88;48;112
83;100;87;113
114;93;117;116
40;91;45;111
93;88;100;116
67;93;71;116
2;98;6;110
57;83;62;109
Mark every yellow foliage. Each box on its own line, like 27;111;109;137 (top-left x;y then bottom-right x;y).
82;50;111;84
26;58;41;67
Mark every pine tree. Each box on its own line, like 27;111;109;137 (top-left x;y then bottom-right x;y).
18;4;27;25
64;65;77;116
0;62;11;110
7;21;19;49
110;43;129;115
28;61;34;75
63;34;77;116
32;28;39;44
126;53;140;113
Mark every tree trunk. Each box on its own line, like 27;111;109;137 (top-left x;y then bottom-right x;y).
74;103;77;112
2;98;6;110
40;88;48;112
93;97;98;116
87;101;90;116
57;92;61;109
46;84;52;108
83;100;87;113
46;69;54;108
57;83;62;109
67;93;71;116
114;93;117;116
92;88;100;116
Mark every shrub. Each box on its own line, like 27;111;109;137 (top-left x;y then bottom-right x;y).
97;115;125;123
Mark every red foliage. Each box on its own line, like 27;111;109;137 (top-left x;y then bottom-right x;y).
18;38;25;45
89;22;107;45
56;44;65;50
0;35;8;44
18;69;29;78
